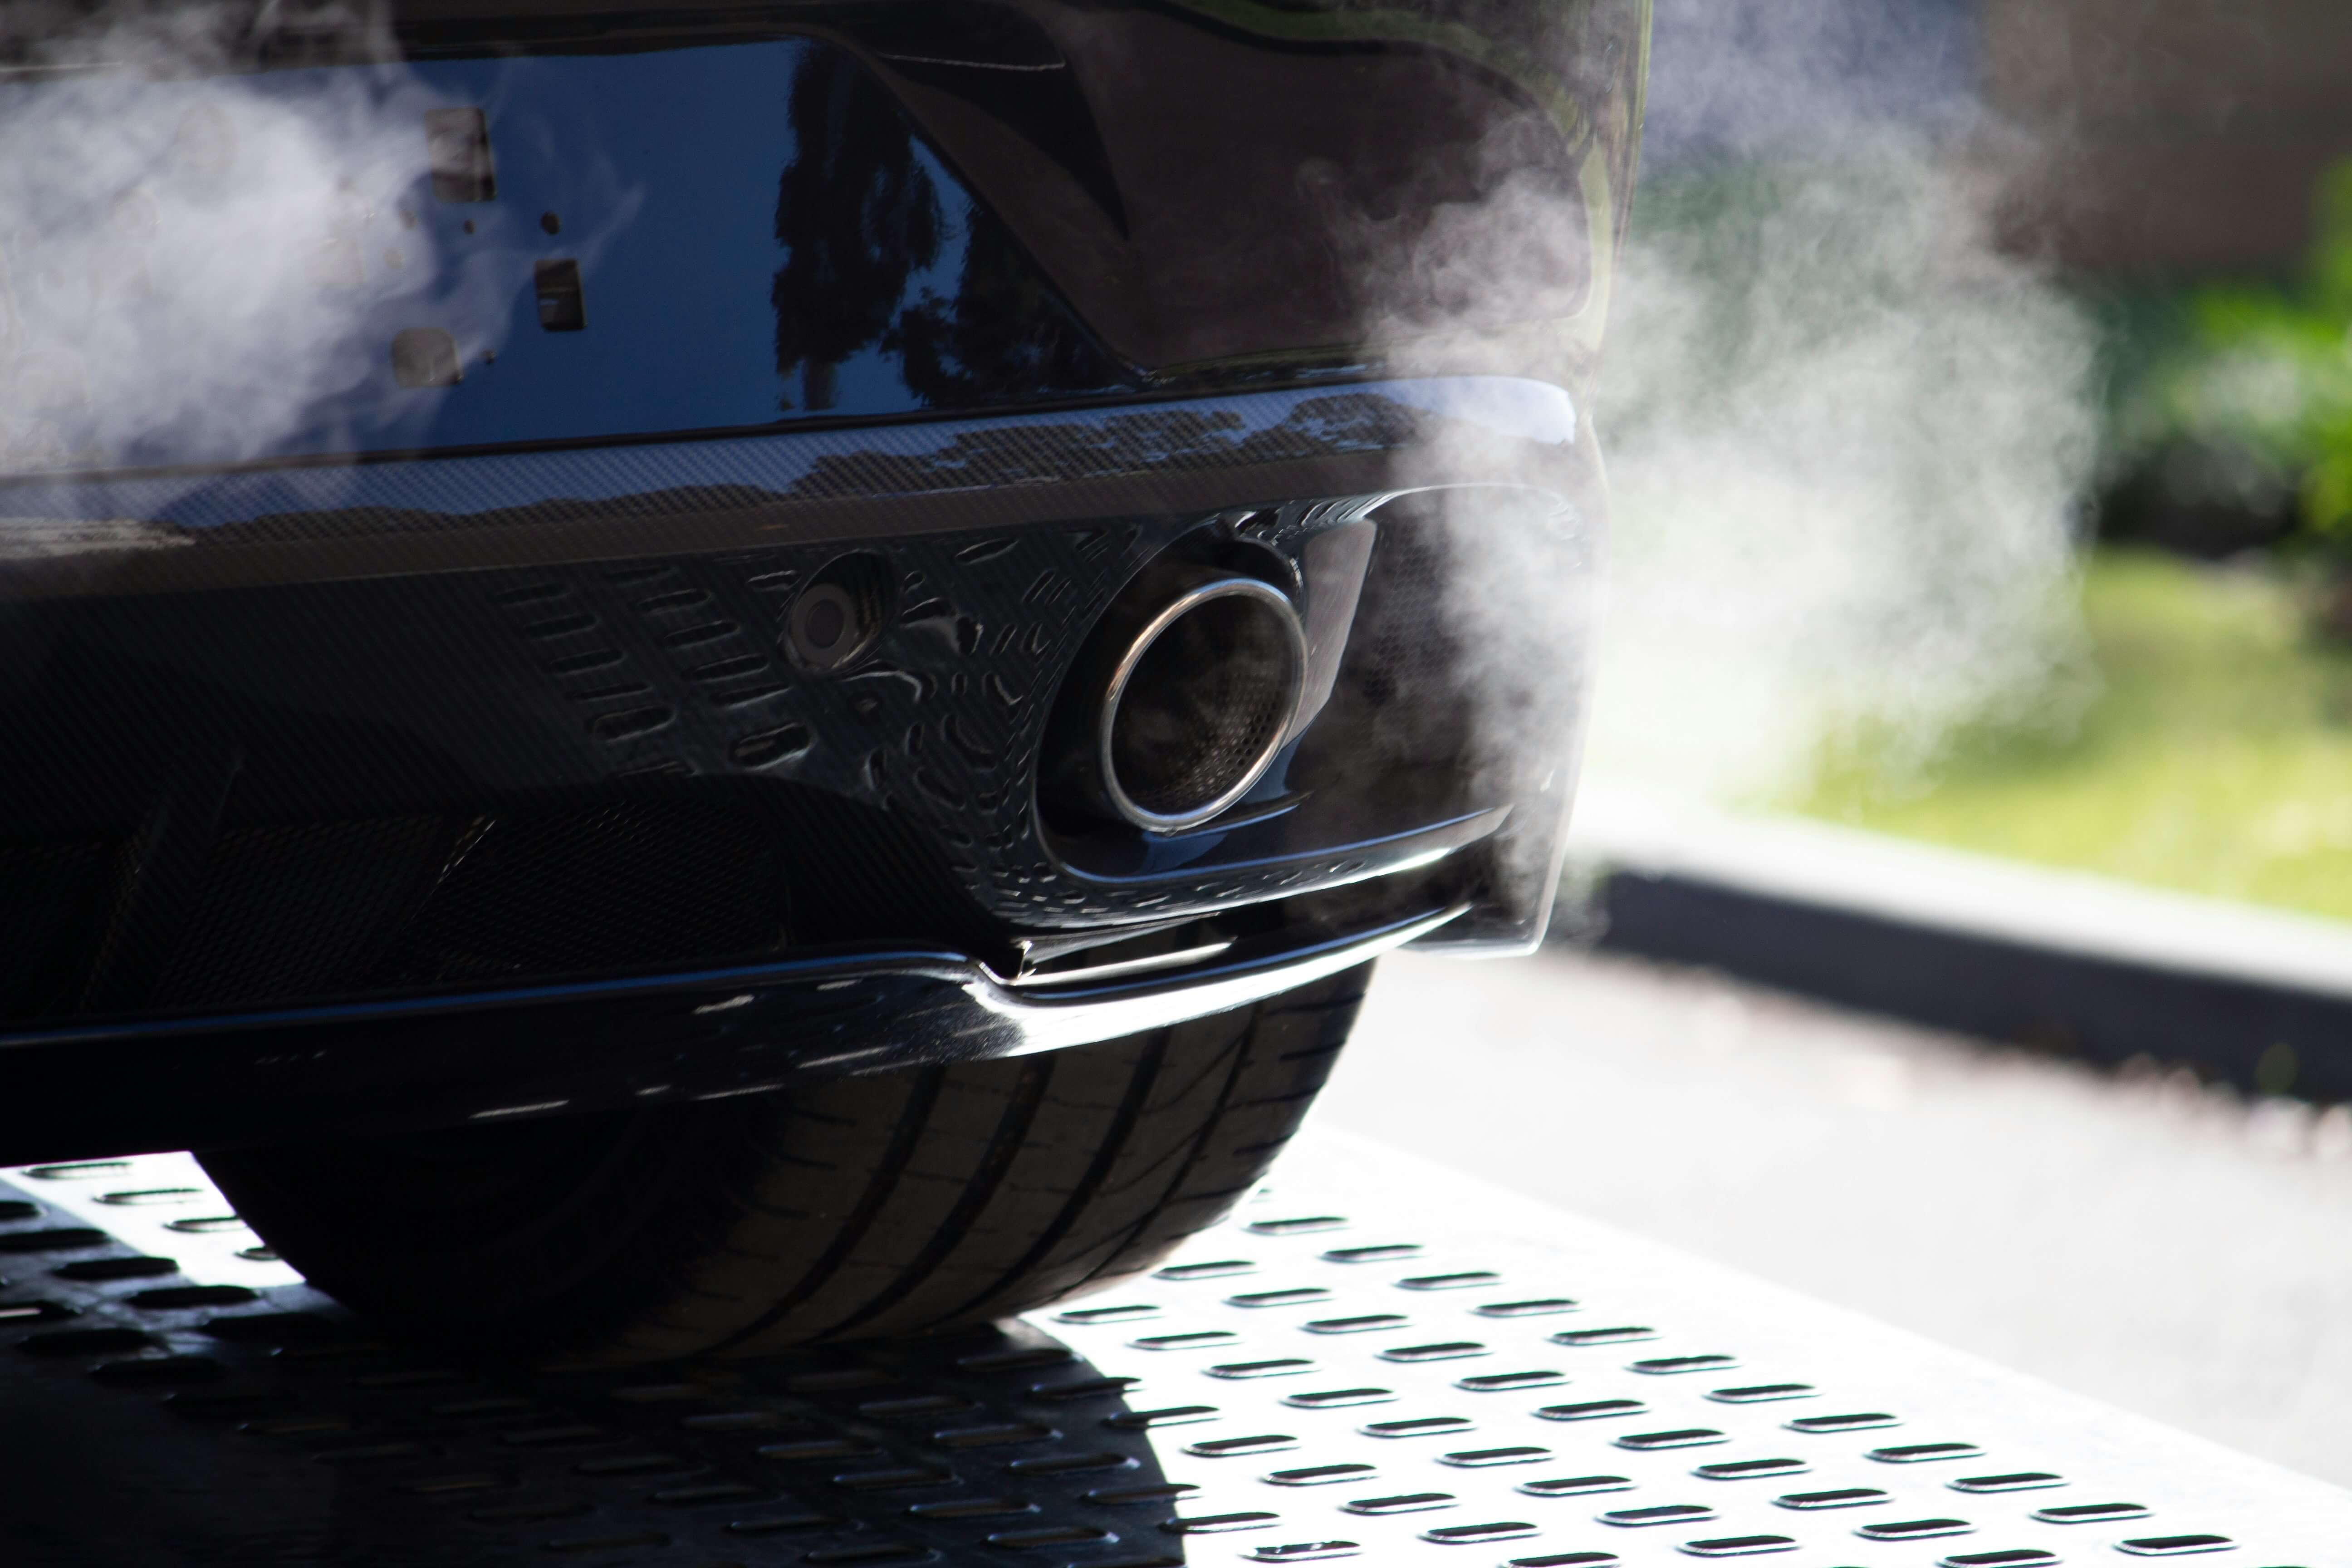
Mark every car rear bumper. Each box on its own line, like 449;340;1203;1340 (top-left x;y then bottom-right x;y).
0;375;1601;1158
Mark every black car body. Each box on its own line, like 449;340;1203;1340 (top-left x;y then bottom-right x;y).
0;0;1648;1164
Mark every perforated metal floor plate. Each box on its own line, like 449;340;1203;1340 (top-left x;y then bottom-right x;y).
0;1129;2342;1567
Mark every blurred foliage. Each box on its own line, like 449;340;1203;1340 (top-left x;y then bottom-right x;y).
2113;162;2352;560
1803;548;2352;923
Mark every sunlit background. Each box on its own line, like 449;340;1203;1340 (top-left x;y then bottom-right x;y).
1589;0;2352;913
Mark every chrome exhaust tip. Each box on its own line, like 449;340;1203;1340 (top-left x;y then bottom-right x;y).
1054;559;1308;834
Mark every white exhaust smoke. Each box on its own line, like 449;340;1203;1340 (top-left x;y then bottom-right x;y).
1590;131;2101;806
1383;4;2104;827
0;5;502;474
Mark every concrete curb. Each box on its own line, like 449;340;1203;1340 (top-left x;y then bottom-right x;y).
1560;789;2352;1101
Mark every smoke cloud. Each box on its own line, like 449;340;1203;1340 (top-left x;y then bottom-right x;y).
1589;130;2101;805
1592;3;2102;808
0;5;500;474
1394;0;2106;818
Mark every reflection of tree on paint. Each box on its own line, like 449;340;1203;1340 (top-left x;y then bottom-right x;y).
770;47;1127;412
889;213;1122;407
771;49;941;412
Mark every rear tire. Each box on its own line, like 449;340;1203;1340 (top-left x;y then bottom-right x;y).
196;964;1371;1361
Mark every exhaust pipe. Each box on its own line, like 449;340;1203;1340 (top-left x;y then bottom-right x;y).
1052;558;1308;833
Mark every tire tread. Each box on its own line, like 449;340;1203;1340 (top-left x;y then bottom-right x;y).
199;964;1372;1359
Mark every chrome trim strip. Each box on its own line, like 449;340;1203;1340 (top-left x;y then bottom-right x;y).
978;903;1465;1055
999;939;1239;989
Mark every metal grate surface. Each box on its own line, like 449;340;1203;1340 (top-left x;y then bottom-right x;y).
0;1131;2341;1567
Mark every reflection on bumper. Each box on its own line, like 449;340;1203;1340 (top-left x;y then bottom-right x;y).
0;902;1463;1165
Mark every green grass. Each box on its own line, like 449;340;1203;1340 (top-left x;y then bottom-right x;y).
1802;547;2352;922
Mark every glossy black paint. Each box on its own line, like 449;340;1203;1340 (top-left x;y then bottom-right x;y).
770;37;1129;416
0;36;1135;469
3;0;1646;471
828;0;1650;383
